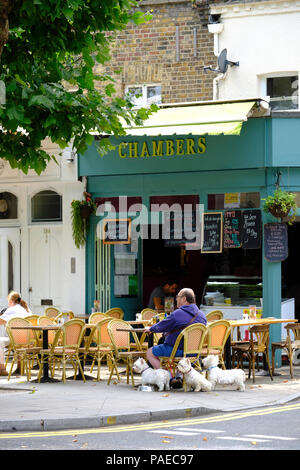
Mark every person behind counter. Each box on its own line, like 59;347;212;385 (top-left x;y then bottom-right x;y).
0;291;32;376
148;280;178;311
145;287;207;388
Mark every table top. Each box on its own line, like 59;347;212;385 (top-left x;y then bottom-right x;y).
10;325;60;330
228;317;298;328
127;320;151;325
116;327;149;332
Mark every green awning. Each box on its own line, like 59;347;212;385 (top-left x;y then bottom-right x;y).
123;100;257;136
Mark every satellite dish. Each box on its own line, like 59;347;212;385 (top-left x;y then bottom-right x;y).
204;49;239;74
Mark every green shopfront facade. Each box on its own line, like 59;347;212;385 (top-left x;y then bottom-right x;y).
79;116;300;365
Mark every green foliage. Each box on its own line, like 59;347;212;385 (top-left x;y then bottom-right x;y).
71;192;97;248
0;0;157;174
262;189;298;225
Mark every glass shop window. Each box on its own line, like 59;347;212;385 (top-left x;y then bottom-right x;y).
267;76;298;110
207;192;260;210
31;190;62;222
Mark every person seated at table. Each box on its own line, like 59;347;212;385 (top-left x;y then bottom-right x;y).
145;288;207;388
0;291;32;376
147;280;178;311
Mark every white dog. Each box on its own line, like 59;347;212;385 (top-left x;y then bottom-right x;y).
133;357;170;392
202;355;246;391
177;358;212;392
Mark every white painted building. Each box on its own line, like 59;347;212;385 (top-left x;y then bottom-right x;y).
207;0;299;109
0;140;86;315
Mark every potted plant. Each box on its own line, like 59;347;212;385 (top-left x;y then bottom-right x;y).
71;192;97;248
263;188;298;225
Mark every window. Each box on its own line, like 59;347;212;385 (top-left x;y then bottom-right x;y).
207;192;260;210
31;190;62;222
267;76;298;110
0;192;17;219
126;84;162;107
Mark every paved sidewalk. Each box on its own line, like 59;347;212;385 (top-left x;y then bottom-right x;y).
0;365;300;432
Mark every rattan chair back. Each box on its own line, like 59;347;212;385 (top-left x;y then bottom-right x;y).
45;307;60;319
206;310;223;322
170;323;208;361
105;308;124;319
88;318;112;348
89;312;109;324
26;315;40;326
6;318;33;347
141;308;156;320
38;316;57;325
50;319;85;350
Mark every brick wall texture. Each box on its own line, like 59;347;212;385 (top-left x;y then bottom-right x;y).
96;0;217;103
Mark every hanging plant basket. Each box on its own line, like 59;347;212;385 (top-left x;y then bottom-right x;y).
71;193;97;248
262;189;298;225
80;205;93;219
268;204;292;219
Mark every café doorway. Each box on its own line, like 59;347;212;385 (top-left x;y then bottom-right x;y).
142;237;211;308
142;236;262;309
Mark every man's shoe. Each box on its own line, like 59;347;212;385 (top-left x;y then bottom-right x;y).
170;376;183;389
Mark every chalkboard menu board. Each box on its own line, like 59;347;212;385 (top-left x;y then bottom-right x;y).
223;210;243;248
242;209;262;249
201;212;223;253
103;218;131;244
164;211;200;247
264;222;288;262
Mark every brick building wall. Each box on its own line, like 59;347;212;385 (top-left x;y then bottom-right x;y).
96;0;217;103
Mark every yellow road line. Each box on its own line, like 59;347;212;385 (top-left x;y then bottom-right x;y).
1;402;300;440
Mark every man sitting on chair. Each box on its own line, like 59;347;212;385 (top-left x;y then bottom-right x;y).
145;288;207;388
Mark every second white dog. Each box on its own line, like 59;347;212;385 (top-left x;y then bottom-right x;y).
177;358;212;392
202;355;246;391
133;357;170;392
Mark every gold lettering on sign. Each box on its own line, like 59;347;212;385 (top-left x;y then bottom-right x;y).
176;139;184;155
186;138;196;155
165;140;174;156
128;142;138;158
198;137;206;154
152;140;163;157
117;137;207;159
140;141;150;158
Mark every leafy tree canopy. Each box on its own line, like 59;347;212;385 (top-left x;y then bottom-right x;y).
0;0;157;174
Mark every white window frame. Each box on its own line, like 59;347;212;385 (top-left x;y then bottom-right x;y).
258;71;299;111
125;84;162;108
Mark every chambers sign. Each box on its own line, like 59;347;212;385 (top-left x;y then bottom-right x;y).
118;136;206;159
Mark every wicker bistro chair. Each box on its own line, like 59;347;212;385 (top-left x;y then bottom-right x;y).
272;323;300;378
89;312;110;324
141;308;157;321
232;324;273;383
200;320;232;370
107;319;146;386
38;316;60;347
206;310;224;322
45;307;61;319
79;318;120;382
37;319;86;383
55;311;74;323
105;308;124;320
6;318;41;381
159;323;208;373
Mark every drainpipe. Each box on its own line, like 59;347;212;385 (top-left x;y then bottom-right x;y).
207;22;224;100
